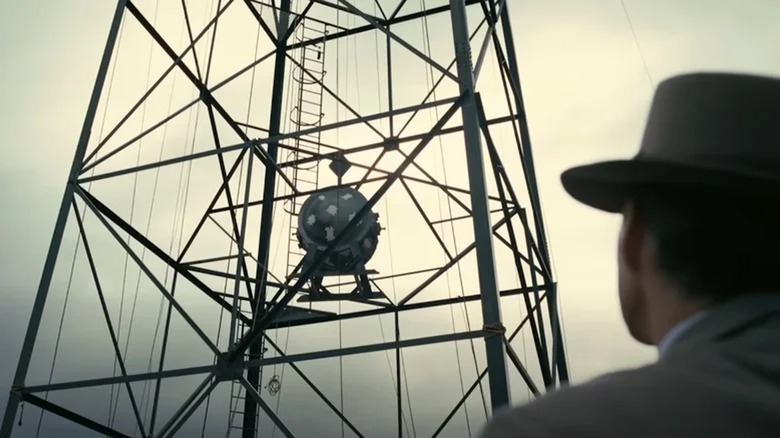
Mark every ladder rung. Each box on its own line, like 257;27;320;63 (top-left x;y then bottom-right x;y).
300;84;323;92
303;56;324;65
299;94;322;103
303;51;325;59
298;108;322;117
299;96;322;105
299;98;322;108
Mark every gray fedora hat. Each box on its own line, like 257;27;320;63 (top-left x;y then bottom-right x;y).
561;72;780;212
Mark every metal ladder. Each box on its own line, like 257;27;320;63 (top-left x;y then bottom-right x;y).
226;299;263;437
285;19;328;276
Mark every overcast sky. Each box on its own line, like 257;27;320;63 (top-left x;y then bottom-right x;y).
1;0;779;436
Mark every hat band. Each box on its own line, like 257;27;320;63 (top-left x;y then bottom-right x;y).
635;151;780;177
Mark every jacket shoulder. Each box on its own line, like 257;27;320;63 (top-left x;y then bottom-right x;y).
479;364;679;438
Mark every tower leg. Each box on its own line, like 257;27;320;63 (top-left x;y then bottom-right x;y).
499;3;569;384
0;1;128;436
448;0;511;411
243;1;293;436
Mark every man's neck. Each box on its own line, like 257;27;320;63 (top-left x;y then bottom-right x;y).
657;310;708;358
647;289;711;346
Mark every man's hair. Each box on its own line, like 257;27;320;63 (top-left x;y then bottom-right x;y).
632;186;780;301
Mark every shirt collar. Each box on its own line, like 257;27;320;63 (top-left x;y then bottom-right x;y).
657;310;708;359
657;293;780;359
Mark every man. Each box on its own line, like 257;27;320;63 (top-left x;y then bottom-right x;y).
481;72;780;437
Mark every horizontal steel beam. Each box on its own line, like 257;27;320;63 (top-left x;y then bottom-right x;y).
246;330;488;368
21;365;217;394
21;331;490;396
268;284;547;329
285;0;484;52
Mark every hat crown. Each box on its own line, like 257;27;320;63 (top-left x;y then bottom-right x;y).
639;73;780;165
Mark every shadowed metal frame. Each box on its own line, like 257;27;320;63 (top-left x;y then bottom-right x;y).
0;0;568;436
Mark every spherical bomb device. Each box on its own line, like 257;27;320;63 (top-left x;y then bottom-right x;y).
296;186;381;275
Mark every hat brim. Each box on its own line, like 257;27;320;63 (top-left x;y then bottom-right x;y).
561;158;780;213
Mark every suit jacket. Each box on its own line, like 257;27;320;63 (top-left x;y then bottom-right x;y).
480;294;780;437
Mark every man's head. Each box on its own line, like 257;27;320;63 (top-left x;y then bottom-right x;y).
614;186;780;344
559;73;780;344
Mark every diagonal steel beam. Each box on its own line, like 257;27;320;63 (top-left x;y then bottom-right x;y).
21;394;131;438
431;292;548;437
336;0;457;82
398;208;517;306
476;95;552;384
229;97;464;361
72;202;147;437
81;96;460;185
398;151;473;214
263;336;364;437
504;338;540;396
178;148;250;261
400;179;454;260
472;0;506;83
79;138;255;184
77;188;251;325
284;52;385;139
396;2;491;138
154;373;218;438
243;0;279;44
162;379;221;437
81;0;237;168
124;0;297;194
239;376;295;437
390;0;407;19
309;0;382;21
77;188;221;356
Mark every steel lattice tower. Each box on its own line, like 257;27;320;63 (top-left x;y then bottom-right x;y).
2;0;568;436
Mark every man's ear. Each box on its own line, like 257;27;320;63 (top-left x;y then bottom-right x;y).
618;201;644;272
